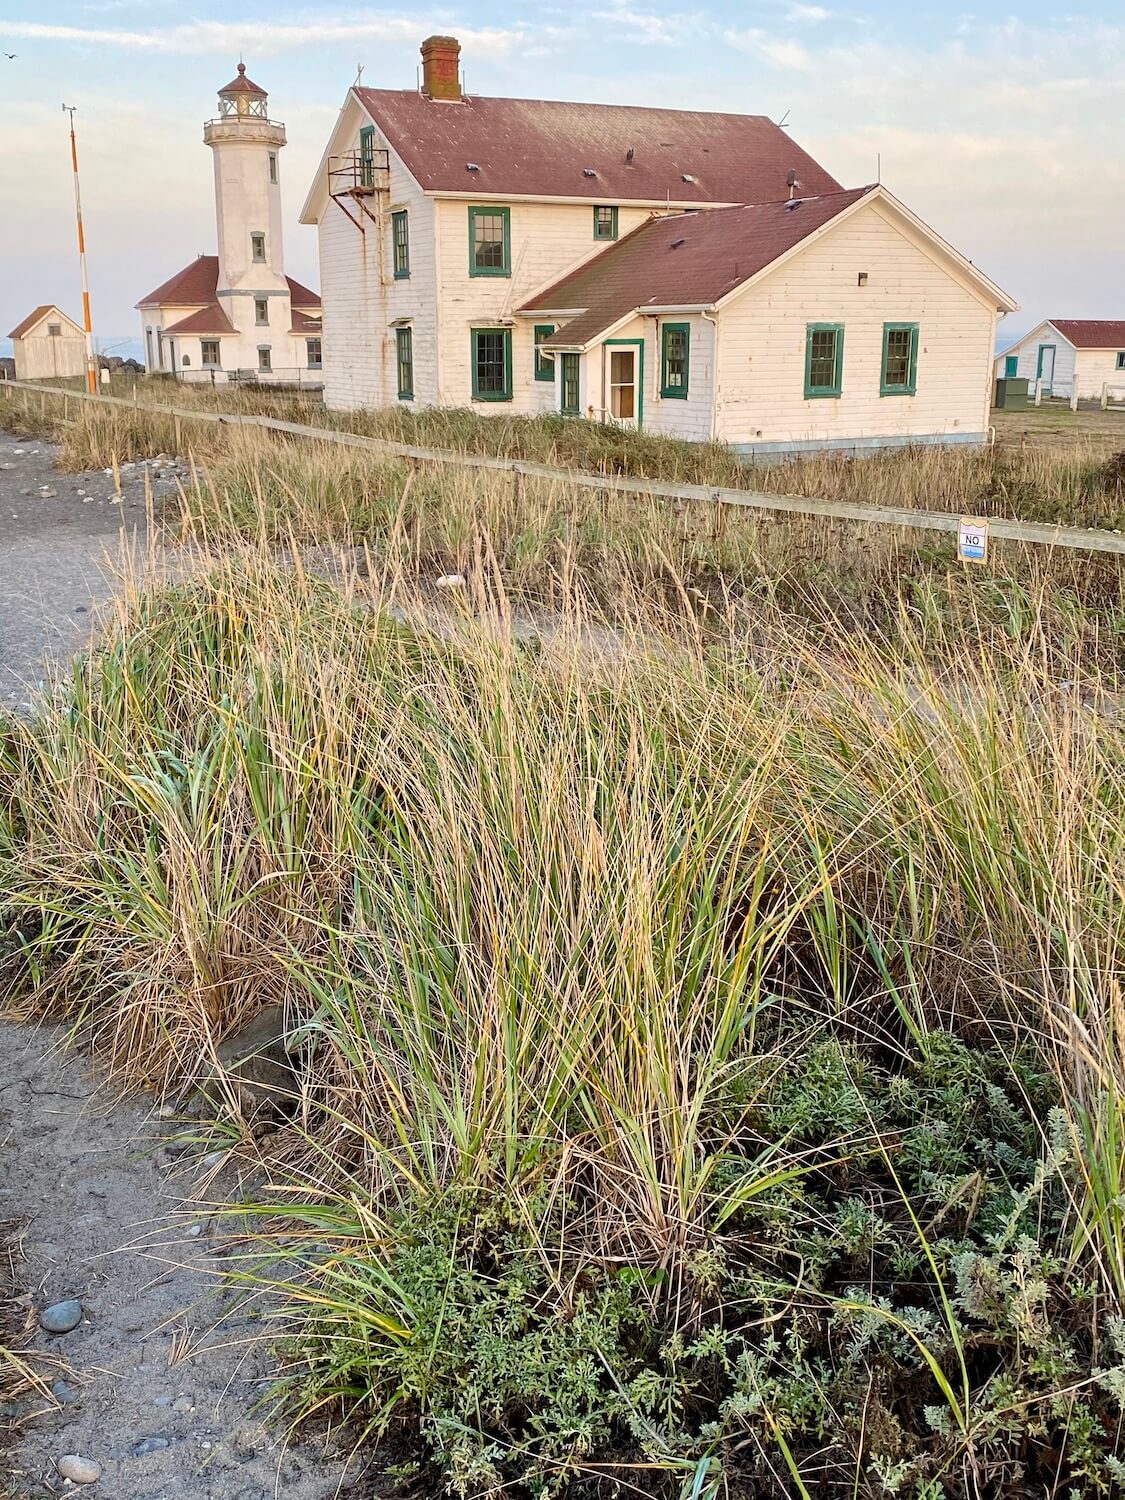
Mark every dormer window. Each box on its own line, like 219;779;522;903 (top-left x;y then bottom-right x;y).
593;205;618;241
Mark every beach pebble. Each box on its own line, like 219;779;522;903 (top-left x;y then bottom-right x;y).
131;1436;170;1456
57;1454;100;1484
39;1299;82;1334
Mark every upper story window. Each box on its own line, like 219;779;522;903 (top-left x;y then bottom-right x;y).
593;206;619;241
359;125;375;188
306;337;322;369
1117;352;1125;371
251;232;266;262
47;323;61;337
268;152;278;185
392;210;410;279
201;339;221;367
880;323;919;396
660;323;690;398
469;206;511;277
254;298;269;326
804;324;844;399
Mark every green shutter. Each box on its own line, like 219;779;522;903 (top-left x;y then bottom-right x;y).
560;353;581;414
534;325;556;381
880;322;919;396
396;327;414;399
660;322;690;399
471;328;513;401
392;210;410;279
804;324;845;399
468;206;511;277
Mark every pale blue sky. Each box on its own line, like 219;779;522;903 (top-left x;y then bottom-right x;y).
1;1;1122;351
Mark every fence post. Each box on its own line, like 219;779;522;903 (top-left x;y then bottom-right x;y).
174;414;182;456
1070;384;1079;413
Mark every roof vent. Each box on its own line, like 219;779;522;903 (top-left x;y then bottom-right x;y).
681;173;697;184
784;198;803;212
671;237;686;249
583;168;597;178
625;148;635;163
787;169;802;200
466;162;480;171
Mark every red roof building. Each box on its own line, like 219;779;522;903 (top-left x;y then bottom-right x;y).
302;35;1015;454
137;68;321;383
995;319;1125;402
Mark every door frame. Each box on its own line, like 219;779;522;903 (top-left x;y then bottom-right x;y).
1036;343;1056;392
603;337;644;428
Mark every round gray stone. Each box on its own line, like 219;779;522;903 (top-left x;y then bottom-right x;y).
39;1299;82;1334
57;1454;101;1483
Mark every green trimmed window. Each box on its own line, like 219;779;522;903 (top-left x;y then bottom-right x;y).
880;322;919;396
560;352;581;414
593;205;619;241
660;323;690;398
359;126;375;188
469;206;511;277
804;324;844;398
471;328;512;401
1117;352;1125;371
534;325;556;381
396;327;414;400
392;210;410;278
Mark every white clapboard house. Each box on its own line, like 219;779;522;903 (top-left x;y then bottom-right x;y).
301;36;1016;456
995;320;1125;404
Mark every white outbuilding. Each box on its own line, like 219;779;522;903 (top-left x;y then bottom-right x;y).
7;305;86;381
995;320;1125;403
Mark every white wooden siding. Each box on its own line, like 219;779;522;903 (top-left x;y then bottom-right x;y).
434;198;654;412
994;326;1079;397
716;199;998;447
12;321;85;381
1075;348;1125;399
581;313;715;438
319;107;438;411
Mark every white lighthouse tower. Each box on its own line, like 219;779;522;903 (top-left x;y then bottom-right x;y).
205;65;290;333
137;64;321;382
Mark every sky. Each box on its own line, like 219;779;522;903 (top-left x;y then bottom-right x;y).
0;0;1122;356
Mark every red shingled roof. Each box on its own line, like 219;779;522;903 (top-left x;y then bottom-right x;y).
220;62;267;97
354;89;841;204
137;255;320;310
164;303;236;336
7;305;79;339
523;188;874;348
289;308;322;333
1050;320;1125;349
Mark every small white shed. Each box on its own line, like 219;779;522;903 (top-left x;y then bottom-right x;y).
7;306;86;381
995;319;1125;402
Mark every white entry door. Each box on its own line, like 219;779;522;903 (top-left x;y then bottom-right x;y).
606;342;642;428
1037;344;1055;394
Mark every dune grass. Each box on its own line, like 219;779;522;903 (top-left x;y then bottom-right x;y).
1;541;1125;1494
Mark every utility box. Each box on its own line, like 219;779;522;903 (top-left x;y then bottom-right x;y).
994;376;1029;410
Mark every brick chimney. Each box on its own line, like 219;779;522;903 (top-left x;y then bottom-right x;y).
421;36;461;101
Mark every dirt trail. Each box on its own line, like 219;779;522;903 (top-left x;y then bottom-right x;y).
0;1020;371;1498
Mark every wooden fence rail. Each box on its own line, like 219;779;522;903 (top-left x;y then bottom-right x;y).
3;377;1124;557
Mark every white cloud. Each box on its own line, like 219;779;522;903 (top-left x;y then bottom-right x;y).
5;16;530;58
786;3;831;23
724;28;812;69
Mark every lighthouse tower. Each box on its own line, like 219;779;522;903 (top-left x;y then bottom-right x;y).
136;64;321;381
204;64;289;328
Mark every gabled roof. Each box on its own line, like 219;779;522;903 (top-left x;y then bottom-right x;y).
524;189;875;348
8;304;82;340
137;255;221;308
525;184;1017;349
351;88;841;204
137;255;320;310
1050;320;1125;349
164;304;236;336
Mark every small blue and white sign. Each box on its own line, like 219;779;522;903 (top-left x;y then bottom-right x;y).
958;516;989;563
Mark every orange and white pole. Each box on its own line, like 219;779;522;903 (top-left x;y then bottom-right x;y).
62;104;97;395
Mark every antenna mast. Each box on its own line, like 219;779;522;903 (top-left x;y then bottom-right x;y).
62;104;97;395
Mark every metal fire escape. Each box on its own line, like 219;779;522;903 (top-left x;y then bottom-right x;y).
328;146;390;235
